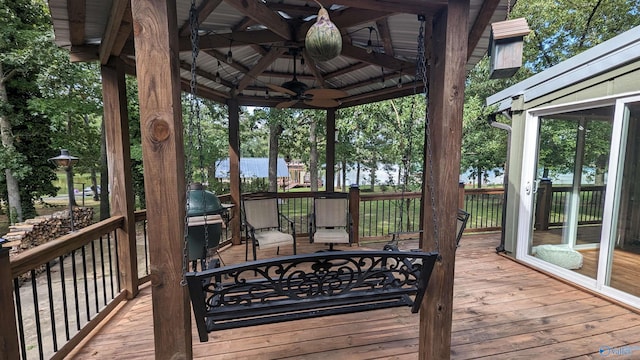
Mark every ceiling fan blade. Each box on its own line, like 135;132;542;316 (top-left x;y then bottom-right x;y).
304;98;340;108
276;99;299;109
305;88;349;99
267;83;296;96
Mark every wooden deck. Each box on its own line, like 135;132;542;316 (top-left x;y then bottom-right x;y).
67;233;640;359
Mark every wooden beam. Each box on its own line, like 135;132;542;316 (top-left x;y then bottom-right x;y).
67;0;85;45
319;0;444;15
375;18;395;57
420;1;469;359
223;0;292;40
100;58;138;299
237;47;286;92
263;71;315;81
179;61;235;93
69;45;99;62
341;43;415;76
340;83;423;108
324;62;369;80
178;0;224;37
99;0;129;64
231;16;257;32
181;30;285;51
180;80;229;104
130;0;192;358
296;8;392;41
326;108;336;192
227;98;242;245
203;49;251;74
467;0;500;60
110;5;134;59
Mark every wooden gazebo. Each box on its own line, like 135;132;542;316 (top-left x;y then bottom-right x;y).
41;1;508;359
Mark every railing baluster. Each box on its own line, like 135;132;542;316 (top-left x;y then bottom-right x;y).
71;250;81;331
99;236;107;306
113;232;121;292
91;240;99;313
14;278;27;360
30;269;44;360
81;246;91;321
59;255;70;341
46;262;59;352
144;219;150;275
107;233;115;299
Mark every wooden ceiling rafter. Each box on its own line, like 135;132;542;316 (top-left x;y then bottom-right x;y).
315;0;444;15
181;30;285;52
467;0;501;60
180;79;230;103
375;18;395;57
237;47;287;92
202;49;251;74
178;0;224;37
295;8;393;41
323;62;369;80
179;61;235;92
223;0;293;41
67;0;86;45
99;0;130;65
341;82;424;107
341;43;416;76
262;71;315;80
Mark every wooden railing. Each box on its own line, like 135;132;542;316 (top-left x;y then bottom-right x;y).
2;182;607;359
534;179;606;230
2;213;150;360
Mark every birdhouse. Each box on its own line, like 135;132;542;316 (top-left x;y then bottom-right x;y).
489;18;530;79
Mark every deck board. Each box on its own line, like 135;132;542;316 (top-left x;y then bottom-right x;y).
66;233;640;359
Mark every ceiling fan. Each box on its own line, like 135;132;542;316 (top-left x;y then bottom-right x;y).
266;48;348;109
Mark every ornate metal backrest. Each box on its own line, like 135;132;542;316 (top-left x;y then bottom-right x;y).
186;249;439;341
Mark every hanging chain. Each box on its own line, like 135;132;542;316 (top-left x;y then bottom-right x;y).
416;16;440;252
182;0;200;285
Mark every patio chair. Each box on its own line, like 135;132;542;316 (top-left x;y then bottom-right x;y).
242;195;297;260
309;193;352;250
456;209;470;246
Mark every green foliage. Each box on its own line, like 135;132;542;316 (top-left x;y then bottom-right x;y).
463;0;640;187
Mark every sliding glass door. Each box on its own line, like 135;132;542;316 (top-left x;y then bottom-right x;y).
519;95;640;306
601;99;640;297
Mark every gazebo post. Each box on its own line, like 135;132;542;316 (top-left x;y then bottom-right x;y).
326;108;336;192
228;98;242;245
420;0;469;359
100;57;138;299
130;0;192;358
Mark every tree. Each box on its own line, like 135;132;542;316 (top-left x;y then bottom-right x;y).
0;0;58;222
462;0;640;188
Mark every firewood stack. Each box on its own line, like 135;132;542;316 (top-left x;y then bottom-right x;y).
2;207;95;256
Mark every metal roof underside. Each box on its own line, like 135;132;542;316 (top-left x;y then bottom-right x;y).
486;25;640;113
47;0;508;109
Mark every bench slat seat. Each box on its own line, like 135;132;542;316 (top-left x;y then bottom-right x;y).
186;249;438;342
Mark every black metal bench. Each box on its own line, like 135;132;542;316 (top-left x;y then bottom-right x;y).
186;247;439;342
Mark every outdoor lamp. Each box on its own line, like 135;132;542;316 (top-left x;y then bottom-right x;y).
49;149;79;232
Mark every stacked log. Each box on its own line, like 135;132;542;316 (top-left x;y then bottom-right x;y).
2;207;95;256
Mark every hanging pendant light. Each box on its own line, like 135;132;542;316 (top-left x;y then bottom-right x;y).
305;1;342;62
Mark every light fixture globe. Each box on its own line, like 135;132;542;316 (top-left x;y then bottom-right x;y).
49;149;79;169
305;6;342;62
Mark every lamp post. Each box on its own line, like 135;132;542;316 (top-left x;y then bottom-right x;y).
49;149;79;232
